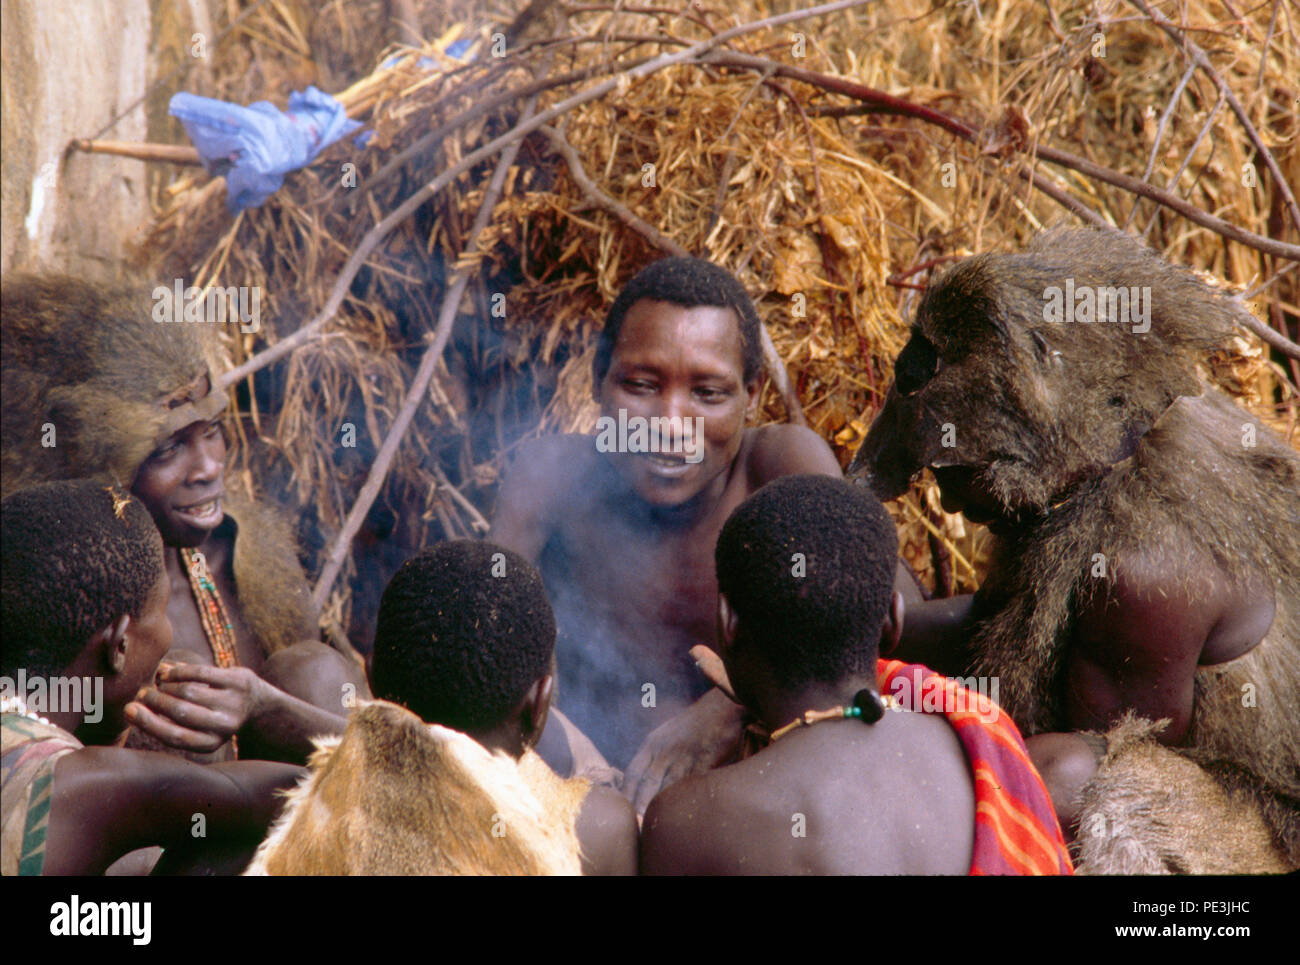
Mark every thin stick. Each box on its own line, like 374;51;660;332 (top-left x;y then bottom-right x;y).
1123;62;1196;230
1141;91;1225;241
541;125;687;255
706;67;774;239
360;48;669;199
310;91;544;608
1239;261;1298;300
705;50;1300;261
775;76;844;337
1229;301;1300;361
222;0;878;391
540;123;807;425
433;463;491;532
69;139;202;165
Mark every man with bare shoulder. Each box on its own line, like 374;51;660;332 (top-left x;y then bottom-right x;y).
640;476;1072;875
491;257;920;810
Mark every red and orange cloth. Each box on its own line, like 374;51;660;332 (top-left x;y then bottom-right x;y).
878;658;1074;876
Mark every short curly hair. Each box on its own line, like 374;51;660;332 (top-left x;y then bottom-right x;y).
715;475;898;687
370;540;556;734
592;256;763;387
2;480;164;679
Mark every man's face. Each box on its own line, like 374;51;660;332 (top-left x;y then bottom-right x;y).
597;299;757;508
130;418;227;547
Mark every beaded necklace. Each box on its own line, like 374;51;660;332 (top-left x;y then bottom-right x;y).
182;548;240;670
769;689;899;742
0;695;50;726
181;547;239;757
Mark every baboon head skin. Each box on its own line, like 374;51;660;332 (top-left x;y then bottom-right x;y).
1;273;226;492
849;227;1235;519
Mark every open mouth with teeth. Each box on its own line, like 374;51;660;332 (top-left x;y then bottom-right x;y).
174;495;223;528
642;452;694;477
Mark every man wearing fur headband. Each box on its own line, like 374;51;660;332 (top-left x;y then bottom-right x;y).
1;274;367;768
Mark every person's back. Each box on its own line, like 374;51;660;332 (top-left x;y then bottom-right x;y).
641;475;1070;875
650;707;973;875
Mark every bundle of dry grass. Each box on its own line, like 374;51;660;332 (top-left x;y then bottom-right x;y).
136;0;1299;637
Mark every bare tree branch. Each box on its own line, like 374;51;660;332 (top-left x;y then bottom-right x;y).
1129;0;1300;237
705;50;1300;261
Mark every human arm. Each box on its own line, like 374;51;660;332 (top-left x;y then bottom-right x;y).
45;748;302;876
894;594;976;676
1065;549;1274;742
127;661;346;764
538;706;623;787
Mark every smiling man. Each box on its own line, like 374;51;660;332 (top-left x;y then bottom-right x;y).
1;481;303;876
1;275;366;770
490;257;915;810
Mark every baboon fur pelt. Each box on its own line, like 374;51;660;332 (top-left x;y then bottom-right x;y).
0;273;317;658
1074;715;1289;875
245;700;590;875
853;227;1300;871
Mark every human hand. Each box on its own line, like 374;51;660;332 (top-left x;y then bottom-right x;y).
624;688;745;815
125;661;267;754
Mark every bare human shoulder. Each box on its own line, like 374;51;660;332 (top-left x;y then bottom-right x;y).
745;424;928;603
489;434;600;561
1067;542;1273;741
639;767;740;875
575;783;638;876
745;423;842;488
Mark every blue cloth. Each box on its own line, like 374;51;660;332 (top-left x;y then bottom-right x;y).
169;86;362;213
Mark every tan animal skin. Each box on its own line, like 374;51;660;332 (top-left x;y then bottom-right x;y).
245;700;590;876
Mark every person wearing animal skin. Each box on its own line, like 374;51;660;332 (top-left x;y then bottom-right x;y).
1;274;368;768
849;226;1299;873
490;256;923;811
0;481;303;876
247;541;638;875
640;475;1072;875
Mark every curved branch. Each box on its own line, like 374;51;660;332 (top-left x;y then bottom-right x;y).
704;50;1300;262
1229;301;1300;361
1128;0;1300;238
310;89;544;608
